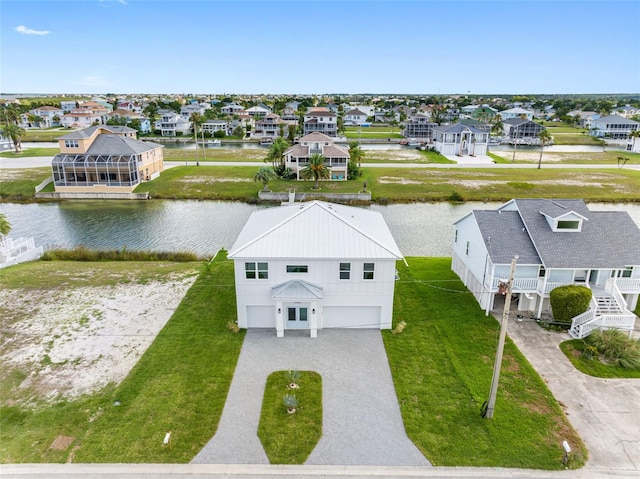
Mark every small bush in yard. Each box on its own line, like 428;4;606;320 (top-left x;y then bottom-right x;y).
586;329;640;370
549;285;592;324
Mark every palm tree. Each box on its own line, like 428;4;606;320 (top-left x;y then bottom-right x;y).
265;137;289;168
348;140;365;167
300;153;329;189
490;116;503;136
1;123;26;153
628;129;640;152
254;166;277;192
0;213;11;237
190;112;203;165
537;129;552;169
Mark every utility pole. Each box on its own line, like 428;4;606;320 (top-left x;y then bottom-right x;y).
511;125;518;162
485;255;518;419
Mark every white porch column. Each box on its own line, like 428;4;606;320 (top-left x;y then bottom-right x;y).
536;293;544;319
276;301;284;338
309;301;318;338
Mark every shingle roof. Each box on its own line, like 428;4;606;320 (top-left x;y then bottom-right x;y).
514;199;640;268
57;125;136;140
433;123;485;134
85;134;163;155
229;201;403;260
592;115;639;125
474;210;541;265
345;108;366;116
299;132;333;142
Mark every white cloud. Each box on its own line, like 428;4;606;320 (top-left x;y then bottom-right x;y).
97;0;128;5
15;25;51;35
76;75;112;88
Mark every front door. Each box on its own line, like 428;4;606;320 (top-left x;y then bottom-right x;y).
287;305;308;329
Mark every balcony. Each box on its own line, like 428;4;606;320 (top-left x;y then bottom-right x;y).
613;277;640;293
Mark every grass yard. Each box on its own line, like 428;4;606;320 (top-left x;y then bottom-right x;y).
385;258;587;469
257;371;322;464
162;147;265;163
0;254;244;463
487;149;639;165
0;168;51;200
0;148;58;158
23;129;69;142
559;340;640;379
544;127;605;146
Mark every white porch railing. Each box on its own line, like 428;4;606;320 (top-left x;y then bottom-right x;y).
613;277;640;293
542;281;588;295
605;278;629;310
491;277;539;291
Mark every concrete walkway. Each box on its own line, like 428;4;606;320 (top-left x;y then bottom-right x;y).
192;329;429;466
505;316;640;473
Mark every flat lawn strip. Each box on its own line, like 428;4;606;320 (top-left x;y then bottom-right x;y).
133;165;640;203
385;258;587;469
0;148;58;158
258;371;322;464
0;255;244;463
489;150;639;165
0;167;52;199
344;132;404;139
23;130;69;142
559;340;640;379
0;261;202;463
162;147;265;162
363;167;640;202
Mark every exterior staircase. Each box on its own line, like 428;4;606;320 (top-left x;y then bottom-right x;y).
568;280;636;339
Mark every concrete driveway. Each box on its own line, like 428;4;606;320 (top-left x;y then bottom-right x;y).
506;317;640;473
192;329;429;466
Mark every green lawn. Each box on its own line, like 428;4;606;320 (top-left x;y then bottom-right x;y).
385;258;587;469
0;148;58;158
0;168;51;200
162;147;265;163
489;149;639;165
559;340;640;379
0;254;244;463
23;129;68;142
258;371;322;464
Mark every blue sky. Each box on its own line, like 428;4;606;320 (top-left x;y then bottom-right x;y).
2;0;639;95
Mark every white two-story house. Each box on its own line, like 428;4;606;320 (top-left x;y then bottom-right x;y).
283;133;349;181
228;200;404;337
432;123;489;156
303;108;338;137
154;111;192;136
452;199;640;338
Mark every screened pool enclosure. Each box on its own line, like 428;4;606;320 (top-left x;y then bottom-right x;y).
52;153;141;187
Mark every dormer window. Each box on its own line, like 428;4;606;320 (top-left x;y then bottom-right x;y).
540;207;586;233
557;220;580;230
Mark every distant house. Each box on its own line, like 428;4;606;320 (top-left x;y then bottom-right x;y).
117;101;142;114
221;103;245;115
588;115;639;139
201;120;230;136
374;109;400;123
471;105;498;121
452;198;640;338
284;133;349;180
281;105;299;121
0;131;13;151
498;107;535;121
303;108;338;137
253;113;288;139
432;123;489;156
60;101;111;128
51;125;164;194
245;105;271;117
154;111;192;136
402;114;437;140
180;103;210;120
615;104;640;119
343;108;368;126
20;106;64;128
106;109;151;133
60;100;78;113
503;118;545;144
228;200;404;337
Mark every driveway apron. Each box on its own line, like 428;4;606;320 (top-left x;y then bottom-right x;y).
192;329;430;466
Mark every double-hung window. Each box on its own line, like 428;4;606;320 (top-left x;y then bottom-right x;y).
339;262;350;280
363;262;375;280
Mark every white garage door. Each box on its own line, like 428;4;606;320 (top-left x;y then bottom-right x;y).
322;306;381;329
246;306;275;328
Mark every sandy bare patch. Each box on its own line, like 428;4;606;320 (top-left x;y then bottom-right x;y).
50;436;74;451
367;150;424;161
179;176;251;184
378;176;423;185
0;275;196;403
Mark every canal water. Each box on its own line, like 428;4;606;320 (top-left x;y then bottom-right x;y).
3;201;640;258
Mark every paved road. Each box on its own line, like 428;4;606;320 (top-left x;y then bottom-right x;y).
1;156;638;170
2;463;639;478
192;329;428;466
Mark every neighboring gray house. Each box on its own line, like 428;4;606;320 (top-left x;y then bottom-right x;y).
432;123;489;156
452;199;640;338
588;115;640;139
303;109;338;137
343;108;368;126
503;118;545;144
402;114;437;140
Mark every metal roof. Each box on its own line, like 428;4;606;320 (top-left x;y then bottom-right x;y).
229;201;403;260
271;280;324;299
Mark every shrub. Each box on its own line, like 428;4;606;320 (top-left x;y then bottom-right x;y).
549;285;592;324
392;320;407;335
40;246;199;262
448;191;465;202
586;330;640;369
283;394;298;412
226;321;240;334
